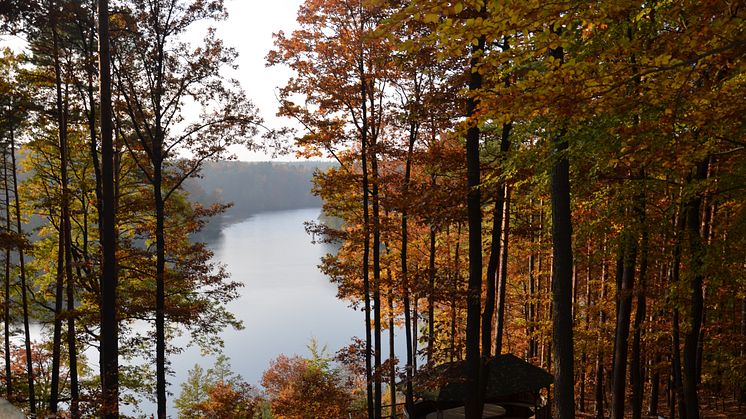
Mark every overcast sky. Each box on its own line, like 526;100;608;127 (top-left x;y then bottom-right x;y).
1;0;307;161
202;0;306;160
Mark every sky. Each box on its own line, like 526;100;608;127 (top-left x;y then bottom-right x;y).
193;0;306;160
1;0;307;161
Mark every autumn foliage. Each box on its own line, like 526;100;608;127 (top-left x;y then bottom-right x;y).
270;0;746;418
0;0;744;418
261;354;353;419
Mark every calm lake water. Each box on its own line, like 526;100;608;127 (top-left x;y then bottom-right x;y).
138;207;385;416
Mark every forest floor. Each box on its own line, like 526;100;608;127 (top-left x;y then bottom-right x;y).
575;394;745;418
698;395;746;418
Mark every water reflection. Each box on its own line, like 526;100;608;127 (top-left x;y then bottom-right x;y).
166;208;361;410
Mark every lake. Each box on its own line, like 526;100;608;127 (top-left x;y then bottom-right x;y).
181;207;362;376
23;206;409;416
133;207;403;416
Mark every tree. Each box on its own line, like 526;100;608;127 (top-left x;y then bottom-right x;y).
268;1;396;416
261;353;353;419
97;0;118;416
546;41;575;419
463;10;485;419
4;0;744;416
176;355;259;419
110;1;258;415
0;49;36;416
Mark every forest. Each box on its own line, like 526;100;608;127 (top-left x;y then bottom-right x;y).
0;0;744;419
184;160;333;237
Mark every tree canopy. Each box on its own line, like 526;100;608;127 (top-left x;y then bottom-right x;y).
1;0;744;418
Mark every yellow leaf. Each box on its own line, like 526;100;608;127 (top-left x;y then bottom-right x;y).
427;13;441;23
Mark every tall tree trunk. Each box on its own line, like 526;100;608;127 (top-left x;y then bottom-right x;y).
371;113;383;419
50;23;67;412
85;30;104;236
94;0;119;419
631;180;648;419
672;306;685;419
538;205;545;368
495;186;511;355
580;243;592;413
73;0;103;235
451;223;461;363
152;3;169;414
625;40;646;416
464;29;485;419
50;226;65;412
482;122;511;358
98;0;119;415
413;297;418;373
695;200;715;386
595;253;608;419
528;205;537;361
740;295;746;403
65;198;80;418
668;374;675;419
427;220;436;365
10;119;35;415
695;291;706;386
154;163;167;419
649;350;662;416
648;263;666;416
401;119;417;415
550;126;575;419
611;230;637;419
52;26;81;414
671;198;688;419
572;265;578;323
683;159;708;419
2;149;11;400
359;46;374;419
388;283;397;419
482;194;499;357
547;37;574;419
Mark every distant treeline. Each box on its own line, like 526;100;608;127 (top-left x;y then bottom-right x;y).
184;160;335;234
